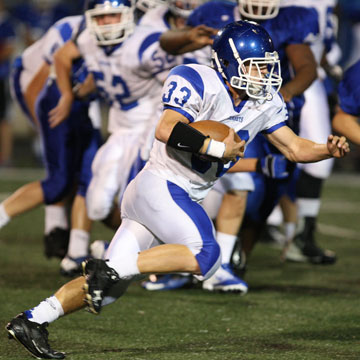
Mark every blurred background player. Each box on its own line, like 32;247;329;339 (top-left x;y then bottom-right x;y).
332;59;360;146
0;15;102;270
52;0;209;272
270;0;341;265
0;0;15;167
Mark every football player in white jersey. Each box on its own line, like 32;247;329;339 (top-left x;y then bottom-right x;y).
0;15;102;266
5;21;349;359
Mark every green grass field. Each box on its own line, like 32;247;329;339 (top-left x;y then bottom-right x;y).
0;170;359;360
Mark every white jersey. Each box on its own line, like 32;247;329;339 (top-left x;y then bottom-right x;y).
145;64;288;202
138;5;170;30
19;16;84;93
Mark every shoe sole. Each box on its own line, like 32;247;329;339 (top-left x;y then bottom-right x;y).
203;285;248;295
6;325;42;360
82;261;99;315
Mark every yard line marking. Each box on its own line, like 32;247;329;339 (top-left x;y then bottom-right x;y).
318;223;359;240
321;200;360;213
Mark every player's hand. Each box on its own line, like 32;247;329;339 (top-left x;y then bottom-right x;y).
222;128;245;163
279;87;293;103
327;134;350;158
48;94;74;128
257;154;289;179
187;25;218;48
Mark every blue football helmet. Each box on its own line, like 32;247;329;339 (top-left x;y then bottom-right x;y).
212;20;282;100
238;0;280;20
85;0;135;45
168;0;207;19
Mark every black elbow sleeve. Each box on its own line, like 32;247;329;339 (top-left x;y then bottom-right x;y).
167;121;207;153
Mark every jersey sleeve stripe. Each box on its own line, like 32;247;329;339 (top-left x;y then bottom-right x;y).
55;22;73;42
262;121;286;134
168;65;204;100
138;32;162;62
163;105;195;123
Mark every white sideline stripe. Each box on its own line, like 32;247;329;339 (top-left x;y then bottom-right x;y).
318;223;359;241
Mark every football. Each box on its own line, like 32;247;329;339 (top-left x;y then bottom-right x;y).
190;120;242;143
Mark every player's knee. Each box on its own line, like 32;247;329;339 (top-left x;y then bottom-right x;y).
42;176;72;204
195;240;221;280
86;190;113;221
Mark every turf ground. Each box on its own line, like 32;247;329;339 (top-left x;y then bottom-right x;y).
0;169;359;360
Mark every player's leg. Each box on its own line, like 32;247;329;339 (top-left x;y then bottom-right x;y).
294;79;336;264
60;125;102;276
0;77;13;166
202;173;253;293
83;169;221;313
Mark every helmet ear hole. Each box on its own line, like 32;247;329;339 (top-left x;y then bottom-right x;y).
223;59;229;67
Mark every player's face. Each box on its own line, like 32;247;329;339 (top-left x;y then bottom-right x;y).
94;13;122;26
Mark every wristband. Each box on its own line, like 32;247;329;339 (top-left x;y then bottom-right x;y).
205;139;226;158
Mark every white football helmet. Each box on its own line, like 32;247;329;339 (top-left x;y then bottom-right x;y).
168;0;207;19
238;0;280;20
135;0;167;13
85;0;135;46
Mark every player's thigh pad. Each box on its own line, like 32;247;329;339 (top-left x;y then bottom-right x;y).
121;170;221;280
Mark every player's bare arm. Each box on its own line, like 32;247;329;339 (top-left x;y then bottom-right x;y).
24;62;50;122
72;73;96;99
266;125;350;162
160;25;218;55
156;109;244;162
332;108;360;146
280;44;317;102
48;40;82;128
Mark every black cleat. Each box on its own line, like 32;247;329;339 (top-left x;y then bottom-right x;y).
5;313;65;359
82;259;120;315
44;228;70;259
291;217;337;265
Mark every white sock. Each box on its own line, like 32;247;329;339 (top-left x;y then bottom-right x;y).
44;205;68;235
25;296;64;324
67;229;90;258
284;222;296;243
216;231;237;264
0;203;10;228
297;198;321;218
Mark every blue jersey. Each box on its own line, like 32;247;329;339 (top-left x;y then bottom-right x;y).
188;2;319;121
338;60;360;117
0;12;16;79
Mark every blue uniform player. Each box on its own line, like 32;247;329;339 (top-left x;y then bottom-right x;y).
0;16;102;269
332;59;360;146
0;1;15;166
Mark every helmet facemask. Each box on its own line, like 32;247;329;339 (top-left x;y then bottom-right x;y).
168;0;206;19
86;2;135;45
212;37;282;101
238;0;280;20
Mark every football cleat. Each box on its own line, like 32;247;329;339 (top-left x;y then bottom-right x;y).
141;274;194;291
287;217;337;265
6;313;65;359
90;240;110;260
60;255;89;277
82;259;120;314
44;228;69;259
202;264;248;294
